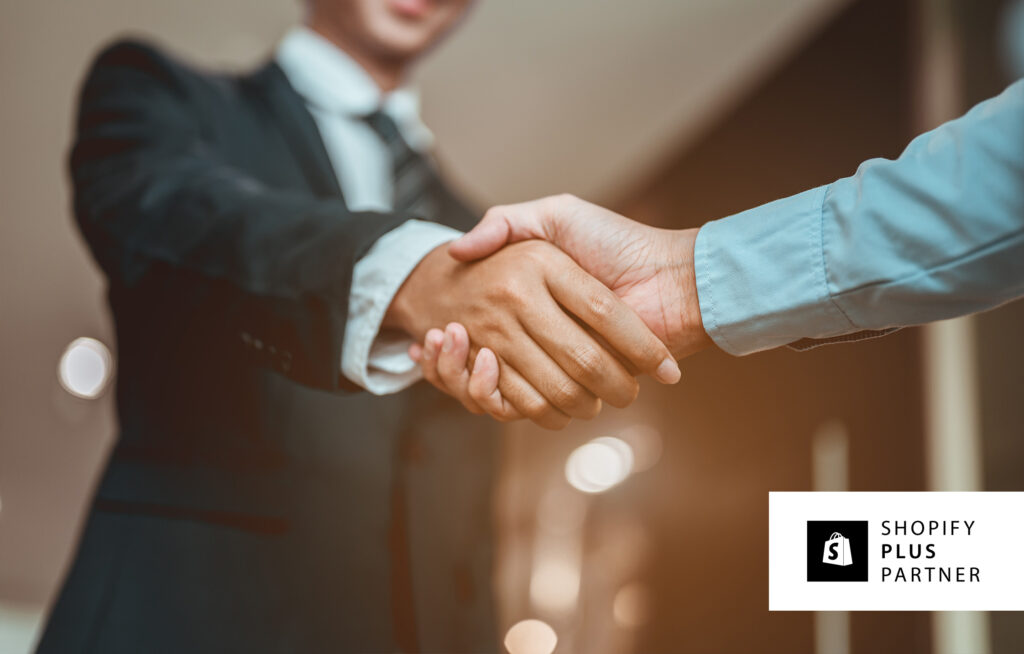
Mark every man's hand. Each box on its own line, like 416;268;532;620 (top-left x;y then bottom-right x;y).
448;194;712;359
385;239;681;429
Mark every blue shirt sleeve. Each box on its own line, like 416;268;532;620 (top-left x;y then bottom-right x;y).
694;79;1024;356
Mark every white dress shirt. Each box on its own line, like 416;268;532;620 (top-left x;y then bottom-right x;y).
276;26;463;394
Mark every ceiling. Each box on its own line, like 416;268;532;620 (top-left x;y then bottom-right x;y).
417;0;853;205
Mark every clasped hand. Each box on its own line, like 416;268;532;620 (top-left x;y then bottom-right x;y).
385;232;681;430
391;194;713;429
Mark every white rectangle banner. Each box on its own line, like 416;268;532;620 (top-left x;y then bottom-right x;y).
769;492;1024;610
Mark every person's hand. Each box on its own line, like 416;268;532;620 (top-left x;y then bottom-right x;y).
408;323;505;418
448;194;713;360
385;239;681;429
410;195;712;410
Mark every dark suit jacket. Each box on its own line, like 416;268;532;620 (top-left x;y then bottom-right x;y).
38;39;499;653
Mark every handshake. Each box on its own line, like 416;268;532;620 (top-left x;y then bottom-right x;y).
384;194;711;429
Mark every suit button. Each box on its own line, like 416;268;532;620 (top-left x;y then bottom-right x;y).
253;339;263;351
240;331;252;345
280;351;292;372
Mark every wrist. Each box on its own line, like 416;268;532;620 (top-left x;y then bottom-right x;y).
667;227;713;359
382;242;457;339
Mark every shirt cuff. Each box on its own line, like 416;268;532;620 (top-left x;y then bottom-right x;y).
693;184;856;356
341;219;463;394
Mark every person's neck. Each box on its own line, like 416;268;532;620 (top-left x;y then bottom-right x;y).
306;20;406;93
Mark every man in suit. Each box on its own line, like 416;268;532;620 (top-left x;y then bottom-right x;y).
38;0;680;652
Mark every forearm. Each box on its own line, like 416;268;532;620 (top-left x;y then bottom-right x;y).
821;80;1024;330
694;79;1024;355
75;161;410;389
73;43;418;390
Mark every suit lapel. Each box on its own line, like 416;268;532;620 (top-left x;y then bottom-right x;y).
248;62;343;200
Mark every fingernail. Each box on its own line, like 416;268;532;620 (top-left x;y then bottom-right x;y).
655;357;681;384
423;341;435;361
442;332;453;353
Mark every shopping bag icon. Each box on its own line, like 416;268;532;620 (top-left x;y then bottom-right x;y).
822;532;853;566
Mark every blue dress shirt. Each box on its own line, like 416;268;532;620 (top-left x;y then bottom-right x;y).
694;79;1024;355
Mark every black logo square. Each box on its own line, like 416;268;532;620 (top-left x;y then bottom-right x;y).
807;520;869;582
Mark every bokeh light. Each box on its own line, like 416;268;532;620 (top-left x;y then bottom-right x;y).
58;337;113;399
564;436;634;493
536;486;587;535
504;619;558;654
529;558;580;614
613;582;651;628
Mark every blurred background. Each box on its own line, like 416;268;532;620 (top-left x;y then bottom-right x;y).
1;0;1022;652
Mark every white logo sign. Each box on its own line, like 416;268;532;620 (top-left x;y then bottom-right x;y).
823;532;853;566
770;492;1024;610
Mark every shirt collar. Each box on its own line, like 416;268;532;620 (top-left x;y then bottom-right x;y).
275;26;434;151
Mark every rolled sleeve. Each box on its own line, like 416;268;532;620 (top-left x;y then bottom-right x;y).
341;219;462;394
694;185;856;355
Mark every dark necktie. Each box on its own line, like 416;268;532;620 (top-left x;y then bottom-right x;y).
362;110;438;220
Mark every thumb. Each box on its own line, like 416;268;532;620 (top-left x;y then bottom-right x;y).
448;203;545;262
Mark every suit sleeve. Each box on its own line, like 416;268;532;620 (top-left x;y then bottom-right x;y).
71;40;410;391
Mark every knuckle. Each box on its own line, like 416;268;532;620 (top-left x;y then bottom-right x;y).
551;379;586;411
491;278;527;306
588;293;618;321
568;345;603;378
637;338;664;363
514;242;549;268
481;206;503;223
472;313;506;340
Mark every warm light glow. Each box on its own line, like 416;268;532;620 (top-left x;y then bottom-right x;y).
504;619;557;654
529;559;580;614
536;486;587;535
617;425;663;472
613;582;650;628
564;436;634;493
58;337;113;399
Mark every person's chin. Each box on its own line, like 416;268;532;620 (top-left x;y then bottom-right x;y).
366;9;447;59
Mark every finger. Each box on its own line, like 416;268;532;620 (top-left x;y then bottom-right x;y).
520;294;640;409
467;348;511;418
499;325;602;420
409;342;423;362
436;323;485;415
549;267;681;384
448;200;548;262
419;328;447;392
496;360;572;430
